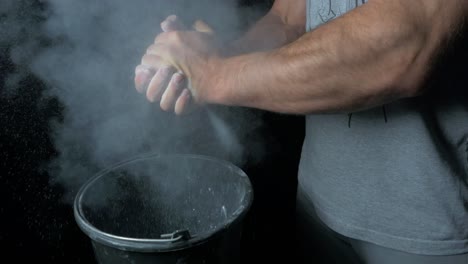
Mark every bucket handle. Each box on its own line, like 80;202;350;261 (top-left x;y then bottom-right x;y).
160;229;193;243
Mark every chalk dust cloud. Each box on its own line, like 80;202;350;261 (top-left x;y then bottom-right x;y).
2;0;268;201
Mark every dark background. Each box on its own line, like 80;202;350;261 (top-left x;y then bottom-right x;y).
2;1;468;263
0;0;305;263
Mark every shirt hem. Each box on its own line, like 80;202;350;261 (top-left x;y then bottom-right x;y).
300;184;468;256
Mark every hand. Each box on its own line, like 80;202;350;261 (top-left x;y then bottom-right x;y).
144;20;222;107
134;15;193;115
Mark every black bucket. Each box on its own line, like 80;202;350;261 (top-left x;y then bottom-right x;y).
74;154;253;264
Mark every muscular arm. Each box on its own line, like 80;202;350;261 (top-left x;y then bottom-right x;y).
135;0;305;114
206;0;468;114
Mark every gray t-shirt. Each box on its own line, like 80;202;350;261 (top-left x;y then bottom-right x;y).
299;0;468;255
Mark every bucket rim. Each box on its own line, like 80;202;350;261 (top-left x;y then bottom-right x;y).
73;153;253;253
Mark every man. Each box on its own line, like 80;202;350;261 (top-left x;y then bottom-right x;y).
134;0;468;263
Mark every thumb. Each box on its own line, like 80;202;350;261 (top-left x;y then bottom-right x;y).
192;20;215;34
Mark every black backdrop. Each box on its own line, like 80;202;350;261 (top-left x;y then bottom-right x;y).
0;0;304;263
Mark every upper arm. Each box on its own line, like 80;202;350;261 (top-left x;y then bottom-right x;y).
367;0;467;38
270;0;307;28
359;0;468;96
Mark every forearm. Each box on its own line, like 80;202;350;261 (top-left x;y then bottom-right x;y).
209;0;467;114
225;11;304;55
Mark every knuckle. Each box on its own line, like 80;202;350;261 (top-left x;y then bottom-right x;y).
146;44;156;54
175;31;183;41
135;65;144;73
154;32;162;42
154;32;172;43
154;32;165;43
141;54;161;67
168;31;180;41
141;54;152;65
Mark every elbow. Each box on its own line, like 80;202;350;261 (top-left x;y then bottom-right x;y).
378;36;430;100
390;64;427;100
361;7;434;100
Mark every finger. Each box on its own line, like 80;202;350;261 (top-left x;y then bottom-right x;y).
141;53;164;68
146;44;167;56
161;15;187;32
153;32;181;53
192;20;214;34
175;89;192;115
134;65;155;93
145;44;174;69
146;67;176;103
160;72;185;111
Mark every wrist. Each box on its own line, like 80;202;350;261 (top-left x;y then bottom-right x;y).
220;40;248;57
203;51;270;107
198;56;231;105
201;50;272;107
